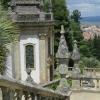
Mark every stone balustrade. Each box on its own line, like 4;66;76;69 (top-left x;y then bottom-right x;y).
67;67;100;90
68;67;100;76
42;73;100;93
70;77;100;90
0;75;70;100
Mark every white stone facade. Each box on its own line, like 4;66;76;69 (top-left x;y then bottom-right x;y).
20;34;40;83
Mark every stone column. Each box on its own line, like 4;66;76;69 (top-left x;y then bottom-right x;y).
71;40;81;89
39;34;48;83
5;42;20;80
12;42;21;80
5;43;13;78
56;25;70;95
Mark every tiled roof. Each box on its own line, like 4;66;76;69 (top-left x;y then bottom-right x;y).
81;25;100;40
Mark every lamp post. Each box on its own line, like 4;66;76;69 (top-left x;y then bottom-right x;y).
56;25;70;94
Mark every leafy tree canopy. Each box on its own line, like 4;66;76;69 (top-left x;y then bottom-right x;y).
0;4;18;74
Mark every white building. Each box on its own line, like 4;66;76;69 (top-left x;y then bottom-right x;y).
5;0;54;84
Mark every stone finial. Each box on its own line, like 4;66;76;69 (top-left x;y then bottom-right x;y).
72;40;81;89
48;0;52;12
56;25;70;94
71;40;80;62
56;25;70;59
60;25;65;34
10;0;16;6
40;0;44;5
26;68;37;85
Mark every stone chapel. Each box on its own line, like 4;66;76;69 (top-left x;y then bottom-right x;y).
5;0;54;84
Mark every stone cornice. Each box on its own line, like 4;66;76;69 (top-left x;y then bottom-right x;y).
39;33;47;39
15;21;54;27
14;0;40;5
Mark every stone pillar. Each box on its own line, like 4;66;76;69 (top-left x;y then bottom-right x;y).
39;34;48;83
12;42;21;80
5;42;20;80
71;40;81;89
56;25;70;95
5;43;13;78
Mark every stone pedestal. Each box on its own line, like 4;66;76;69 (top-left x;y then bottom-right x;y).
72;66;81;89
72;80;80;89
71;40;81;89
56;25;71;96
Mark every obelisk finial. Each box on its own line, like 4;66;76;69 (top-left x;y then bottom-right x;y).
60;25;65;34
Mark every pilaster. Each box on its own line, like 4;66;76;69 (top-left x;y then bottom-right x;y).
12;42;21;80
39;34;48;83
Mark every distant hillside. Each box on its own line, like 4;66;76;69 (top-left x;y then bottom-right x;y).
80;16;100;26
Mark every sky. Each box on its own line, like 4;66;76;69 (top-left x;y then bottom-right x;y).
67;0;100;17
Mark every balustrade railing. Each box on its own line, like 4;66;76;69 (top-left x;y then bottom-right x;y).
45;67;100;92
67;67;100;90
0;75;69;100
43;77;100;93
68;67;100;76
70;77;100;91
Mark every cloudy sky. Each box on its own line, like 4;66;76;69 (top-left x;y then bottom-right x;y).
67;0;100;17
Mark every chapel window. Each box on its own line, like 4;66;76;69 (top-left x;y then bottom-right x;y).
25;45;34;68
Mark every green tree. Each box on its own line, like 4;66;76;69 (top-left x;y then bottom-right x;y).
70;10;93;58
51;0;73;53
92;37;100;60
70;10;83;56
71;10;81;23
43;0;50;12
1;0;10;8
79;57;100;68
0;5;18;74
